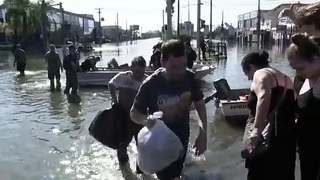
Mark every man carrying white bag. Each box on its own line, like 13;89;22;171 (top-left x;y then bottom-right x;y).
137;112;184;175
130;40;208;180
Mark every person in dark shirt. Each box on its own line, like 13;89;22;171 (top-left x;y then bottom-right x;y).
200;37;207;61
13;44;27;76
130;40;207;180
287;33;320;180
45;44;63;91
63;45;79;95
185;41;197;69
149;49;161;70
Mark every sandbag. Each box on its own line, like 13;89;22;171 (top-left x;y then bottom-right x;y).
137;115;184;175
88;103;125;149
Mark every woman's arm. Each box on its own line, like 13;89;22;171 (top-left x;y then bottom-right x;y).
252;70;273;132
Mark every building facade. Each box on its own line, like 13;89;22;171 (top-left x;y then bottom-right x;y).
46;7;95;44
179;21;194;36
237;3;302;46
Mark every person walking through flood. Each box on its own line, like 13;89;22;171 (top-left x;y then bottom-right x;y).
130;40;207;180
63;45;79;95
241;51;297;180
149;48;161;70
13;44;27;76
287;33;320;180
45;44;63;91
200;36;207;61
108;56;148;173
185;41;197;69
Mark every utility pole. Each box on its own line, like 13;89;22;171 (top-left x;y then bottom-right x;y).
257;0;261;50
59;2;64;45
188;0;190;22
166;0;173;40
126;19;129;43
188;0;191;36
177;0;180;36
221;11;224;40
41;0;48;52
162;9;165;40
209;0;212;42
116;13;119;43
95;8;103;46
197;0;201;58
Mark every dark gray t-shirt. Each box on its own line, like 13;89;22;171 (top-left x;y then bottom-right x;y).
133;68;204;144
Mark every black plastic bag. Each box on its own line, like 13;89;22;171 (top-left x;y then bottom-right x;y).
88;103;125;149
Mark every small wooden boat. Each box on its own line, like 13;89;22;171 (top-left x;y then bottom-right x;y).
77;65;216;86
213;78;250;126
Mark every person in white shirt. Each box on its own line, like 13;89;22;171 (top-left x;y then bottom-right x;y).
108;56;148;172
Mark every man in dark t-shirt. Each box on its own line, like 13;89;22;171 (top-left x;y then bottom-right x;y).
149;49;161;70
63;45;79;95
45;44;63;91
130;40;208;180
185;41;197;69
13;44;27;76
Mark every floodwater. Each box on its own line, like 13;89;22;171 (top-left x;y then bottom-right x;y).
0;38;298;180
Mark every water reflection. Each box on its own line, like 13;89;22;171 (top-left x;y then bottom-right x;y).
67;102;82;119
49;92;65;117
13;73;28;85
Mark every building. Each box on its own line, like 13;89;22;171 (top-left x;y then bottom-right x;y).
101;25;124;42
179;21;194;36
237;3;303;46
46;7;95;44
0;4;96;44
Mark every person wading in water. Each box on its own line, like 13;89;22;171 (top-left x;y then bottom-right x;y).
13;44;27;76
45;44;63;91
63;45;80;95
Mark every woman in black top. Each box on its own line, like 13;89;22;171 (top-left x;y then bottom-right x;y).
241;51;297;180
287;33;320;180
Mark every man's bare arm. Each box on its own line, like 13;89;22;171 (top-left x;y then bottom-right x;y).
130;106;148;125
194;100;207;133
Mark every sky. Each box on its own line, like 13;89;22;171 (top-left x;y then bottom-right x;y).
1;0;318;32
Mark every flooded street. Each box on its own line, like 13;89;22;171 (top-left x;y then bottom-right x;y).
0;38;297;180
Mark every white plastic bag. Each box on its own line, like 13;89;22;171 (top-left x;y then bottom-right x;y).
137;113;184;175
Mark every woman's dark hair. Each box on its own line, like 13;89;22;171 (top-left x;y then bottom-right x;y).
131;56;146;67
161;39;185;61
241;50;270;71
286;33;320;62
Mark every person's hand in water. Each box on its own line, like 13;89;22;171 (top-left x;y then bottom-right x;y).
194;129;207;156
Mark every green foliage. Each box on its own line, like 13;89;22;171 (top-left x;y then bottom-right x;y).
4;0;50;34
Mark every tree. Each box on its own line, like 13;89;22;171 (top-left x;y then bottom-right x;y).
4;0;30;34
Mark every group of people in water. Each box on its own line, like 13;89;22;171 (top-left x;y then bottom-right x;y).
108;33;320;180
109;40;206;180
14;44;93;95
13;32;320;179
